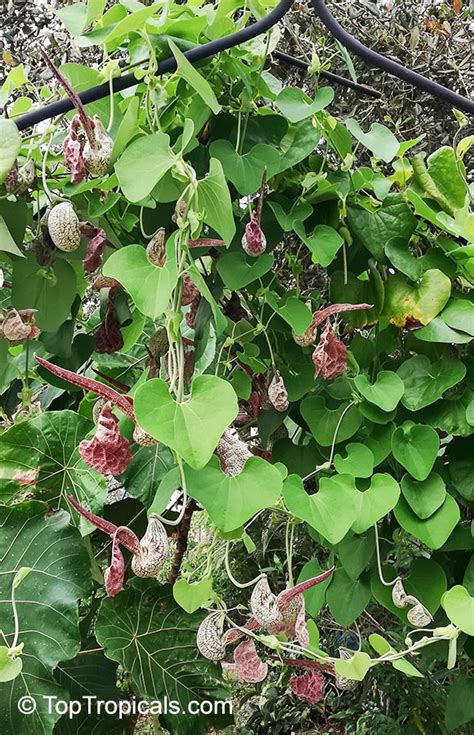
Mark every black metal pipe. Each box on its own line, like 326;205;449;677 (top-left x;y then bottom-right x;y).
15;0;294;131
273;50;382;99
311;0;474;115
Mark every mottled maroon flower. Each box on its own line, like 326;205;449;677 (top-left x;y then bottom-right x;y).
83;228;107;273
104;528;126;597
290;670;325;704
95;311;124;354
224;639;268;684
312;320;347;380
268;371;289;412
185;294;201;328
216;430;252;477
250;570;334;645
79;403;132;476
63;117;85;184
293;302;373;347
181;274;199;306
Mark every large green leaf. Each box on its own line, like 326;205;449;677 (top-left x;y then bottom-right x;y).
0;501;90;735
346;119;399;162
209;140;280;196
217;250;273;289
134;376;238;469
354;371;404;412
121;444;175;508
391;421;440;481
400;472;446;520
333;443;374;478
347;194;417;261
0;411;106;527
185;455;282;532
275;86;334;123
197;158;236;245
0;118;21;185
383;269;451;328
394;495;460;549
300;396;362;447
115;132;174;202
95;580;232;735
327;569;371;627
441;585;474;636
12;255;77;332
103;240;178;320
283;473;358;544
338;532;374;581
397;355;466;411
169;40;221;115
351;473;400;534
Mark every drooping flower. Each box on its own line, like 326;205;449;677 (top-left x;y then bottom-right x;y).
79;402;132;476
268;371;289;412
197;613;227;661
312;320;347;380
63;116;86;184
391;577;432;627
104;528;126;597
290;669;325;704
292;302;373;347
250;569;334;645
215;429;252;477
66;497;169;596
0;308;40;345
146;228;167;267
241;170;267;257
95;287;124;354
83;227;107;273
181;274;199;306
223;639;268;683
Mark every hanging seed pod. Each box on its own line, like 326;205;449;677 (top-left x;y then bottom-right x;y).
392;577;408;608
47;202;81;252
104;529;126;597
312;320;347;380
131;515;169;578
149;326;169;360
83;116;113;177
268;371;289;412
196;612;227;661
215;429;252;477
79;402;133;476
133;425;157;446
146;228;167;267
405;597;433;627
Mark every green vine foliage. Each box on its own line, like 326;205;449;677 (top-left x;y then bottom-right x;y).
0;2;473;734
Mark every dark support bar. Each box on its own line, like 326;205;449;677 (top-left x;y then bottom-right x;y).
273;50;382;99
311;0;474;115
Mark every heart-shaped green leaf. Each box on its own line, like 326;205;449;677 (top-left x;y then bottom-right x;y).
354;371;404;412
275;86;334;123
283;474;358;545
327;569;372;627
134;377;238;470
346;119;399;162
185;456;282;531
334;443;374;478
115;131;175;202
391;421;439;481
383;269;451;328
401;472;446;519
394;495;460;549
397;355;466;411
0;647;22;683
197;158;236;245
301;397;362;447
173;577;213;614
209;140;280;196
352;474;400;534
338;532;374;581
217;251;274;290
295;223;344;268
442;585;474;636
334;651;372;681
103;239;178;320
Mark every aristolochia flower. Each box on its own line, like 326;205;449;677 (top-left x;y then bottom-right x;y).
312;320;347;380
290;669;325;704
79;402;132;476
223;639;268;683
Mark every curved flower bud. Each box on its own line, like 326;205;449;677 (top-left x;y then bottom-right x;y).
241;213;266;257
79;403;132;476
290;670;325;704
104;528;126;597
406;599;432;628
392;577;408;608
83;116;113;177
312;320;347;380
250;576;279;629
131;515;169;578
268;371;289;412
84;228;107;273
66;495;140;554
197;612;227;661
